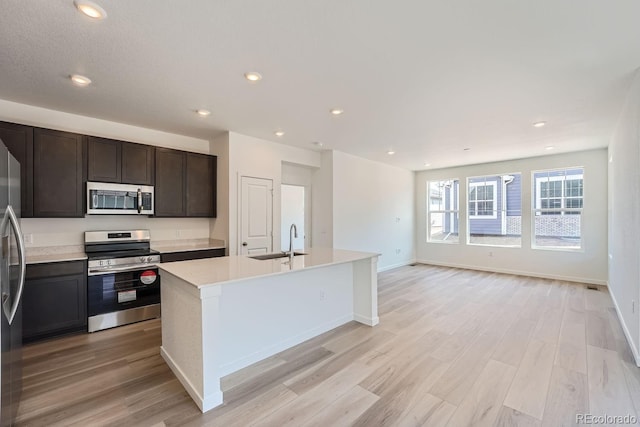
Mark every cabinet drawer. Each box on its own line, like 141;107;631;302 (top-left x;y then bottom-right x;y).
160;248;225;263
26;260;86;279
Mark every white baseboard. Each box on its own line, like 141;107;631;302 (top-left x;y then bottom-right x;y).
377;259;416;273
414;259;607;286
354;314;379;326
607;284;640;367
218;314;353;377
161;346;223;412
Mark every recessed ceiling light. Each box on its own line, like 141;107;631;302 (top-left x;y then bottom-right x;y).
330;108;344;116
196;109;211;117
244;72;262;82
424;163;431;167
533;121;546;128
463;148;471;151
545;145;555;150
73;0;107;20
70;74;92;87
274;130;285;137
312;141;323;147
387;150;395;155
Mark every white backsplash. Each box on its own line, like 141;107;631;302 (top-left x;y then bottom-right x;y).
20;216;211;247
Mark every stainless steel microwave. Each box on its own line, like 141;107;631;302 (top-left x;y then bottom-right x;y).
87;182;154;215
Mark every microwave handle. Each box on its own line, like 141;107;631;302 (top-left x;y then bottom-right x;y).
137;188;142;214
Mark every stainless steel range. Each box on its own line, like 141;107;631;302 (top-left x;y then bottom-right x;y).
85;230;161;332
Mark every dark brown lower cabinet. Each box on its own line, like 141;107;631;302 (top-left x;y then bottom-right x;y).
23;261;87;343
160;248;225;263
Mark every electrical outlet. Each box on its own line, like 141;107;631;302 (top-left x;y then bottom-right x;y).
395;249;401;255
395;217;401;223
489;251;493;257
23;233;33;244
319;290;325;301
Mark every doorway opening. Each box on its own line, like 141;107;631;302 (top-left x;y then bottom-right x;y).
281;184;305;251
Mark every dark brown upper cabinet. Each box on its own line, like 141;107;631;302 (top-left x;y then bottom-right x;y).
122;141;154;185
155;149;217;218
186;152;216;217
88;137;154;186
87;136;121;183
33;128;85;217
0;121;34;217
154;148;186;217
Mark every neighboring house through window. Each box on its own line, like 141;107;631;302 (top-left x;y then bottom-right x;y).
427;179;459;243
532;167;584;249
468;181;497;219
467;174;522;247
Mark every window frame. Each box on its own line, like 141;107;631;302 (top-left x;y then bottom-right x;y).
467;173;522;248
426;179;460;244
531;167;584;251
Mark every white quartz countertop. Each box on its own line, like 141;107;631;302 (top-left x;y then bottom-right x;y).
151;239;226;253
158;248;378;288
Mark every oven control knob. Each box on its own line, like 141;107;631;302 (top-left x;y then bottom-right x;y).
99;260;104;266
139;257;145;263
107;260;112;266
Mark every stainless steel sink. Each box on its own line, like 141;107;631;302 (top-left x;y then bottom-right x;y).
248;252;306;260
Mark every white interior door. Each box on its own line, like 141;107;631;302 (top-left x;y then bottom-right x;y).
240;176;273;255
281;184;305;251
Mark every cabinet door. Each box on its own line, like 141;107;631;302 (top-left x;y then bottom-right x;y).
122;142;154;185
186;153;216;217
160;248;225;262
87;136;121;183
154;148;185;217
33;128;85;217
0;121;34;217
23;264;87;343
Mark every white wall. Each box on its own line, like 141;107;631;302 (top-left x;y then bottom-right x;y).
608;69;640;364
0;99;210;153
416;149;608;285
210;133;230;250
311;151;334;249
21;217;210;247
332;151;416;271
227;132;321;255
0;99;215;246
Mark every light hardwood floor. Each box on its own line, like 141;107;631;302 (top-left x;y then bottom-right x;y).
16;265;640;426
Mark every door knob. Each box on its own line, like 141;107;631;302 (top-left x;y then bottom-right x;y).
242;242;248;246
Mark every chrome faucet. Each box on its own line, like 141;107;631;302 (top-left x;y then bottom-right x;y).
288;223;298;260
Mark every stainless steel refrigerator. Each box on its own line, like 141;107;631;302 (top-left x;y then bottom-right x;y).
0;139;25;427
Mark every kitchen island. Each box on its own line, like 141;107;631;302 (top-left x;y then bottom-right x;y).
157;248;379;412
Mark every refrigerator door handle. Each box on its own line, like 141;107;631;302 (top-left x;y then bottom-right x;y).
5;205;25;325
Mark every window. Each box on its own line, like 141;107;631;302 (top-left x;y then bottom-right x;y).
533;167;583;249
468;174;522;247
469;181;497;219
427;179;459;243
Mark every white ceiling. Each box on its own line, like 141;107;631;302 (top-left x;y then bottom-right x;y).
1;1;639;171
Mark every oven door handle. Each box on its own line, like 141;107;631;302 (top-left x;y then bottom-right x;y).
88;264;158;276
137;188;142;214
